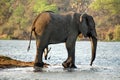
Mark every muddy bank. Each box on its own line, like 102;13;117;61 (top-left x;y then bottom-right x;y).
0;55;34;68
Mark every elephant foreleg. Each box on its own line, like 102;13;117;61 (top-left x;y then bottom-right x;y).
62;38;77;68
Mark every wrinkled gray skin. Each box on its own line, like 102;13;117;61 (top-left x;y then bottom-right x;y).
28;11;97;68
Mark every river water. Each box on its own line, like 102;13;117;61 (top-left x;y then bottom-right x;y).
0;40;120;80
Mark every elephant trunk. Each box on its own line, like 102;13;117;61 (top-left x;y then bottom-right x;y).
90;36;97;66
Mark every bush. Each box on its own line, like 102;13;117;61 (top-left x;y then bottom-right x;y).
114;25;120;41
33;0;58;14
106;28;114;41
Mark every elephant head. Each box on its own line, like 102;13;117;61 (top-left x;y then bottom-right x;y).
79;13;97;66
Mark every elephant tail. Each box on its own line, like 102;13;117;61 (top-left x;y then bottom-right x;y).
27;11;53;52
27;27;34;52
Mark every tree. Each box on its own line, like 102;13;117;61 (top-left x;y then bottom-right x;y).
11;3;25;29
114;25;120;41
70;0;92;12
33;0;58;14
0;0;12;25
90;0;120;15
90;0;120;26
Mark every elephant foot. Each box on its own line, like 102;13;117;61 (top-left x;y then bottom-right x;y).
62;62;77;68
69;63;77;68
33;62;50;72
34;62;44;68
34;62;50;68
62;62;70;68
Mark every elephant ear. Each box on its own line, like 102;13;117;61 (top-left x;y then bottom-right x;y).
79;13;88;37
86;15;97;37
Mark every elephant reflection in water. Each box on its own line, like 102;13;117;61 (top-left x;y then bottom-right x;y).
28;11;97;68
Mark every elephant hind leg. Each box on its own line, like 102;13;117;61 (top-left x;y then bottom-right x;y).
34;62;44;68
34;39;49;68
34;46;44;68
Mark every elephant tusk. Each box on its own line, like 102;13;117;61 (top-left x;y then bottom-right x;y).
79;13;87;22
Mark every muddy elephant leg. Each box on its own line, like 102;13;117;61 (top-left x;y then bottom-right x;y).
34;39;45;68
34;32;50;68
62;38;77;68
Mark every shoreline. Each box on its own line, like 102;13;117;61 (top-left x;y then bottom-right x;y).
0;55;34;68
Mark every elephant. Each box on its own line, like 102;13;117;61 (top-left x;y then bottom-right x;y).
43;46;51;60
27;11;97;68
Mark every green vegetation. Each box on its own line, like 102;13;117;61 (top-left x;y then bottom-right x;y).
33;0;58;14
90;0;120;26
90;0;120;15
114;25;120;41
0;0;58;40
0;0;12;25
0;0;120;41
90;0;120;41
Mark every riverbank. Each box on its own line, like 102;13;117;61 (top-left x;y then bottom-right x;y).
0;55;34;68
0;55;50;69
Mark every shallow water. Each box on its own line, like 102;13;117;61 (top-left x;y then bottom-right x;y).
0;40;120;80
0;65;120;80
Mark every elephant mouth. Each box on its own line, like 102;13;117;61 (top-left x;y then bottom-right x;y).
83;32;94;38
87;31;96;38
87;32;91;37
